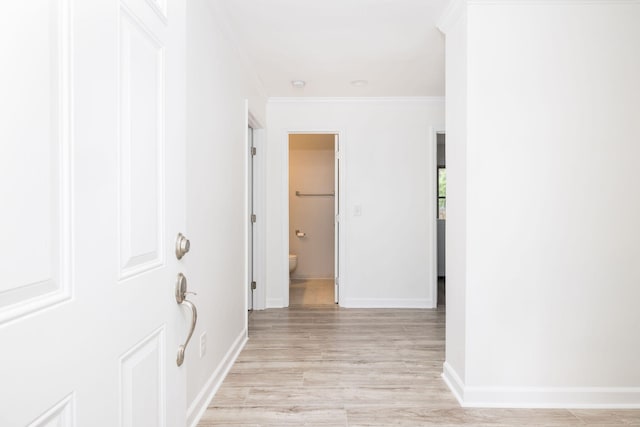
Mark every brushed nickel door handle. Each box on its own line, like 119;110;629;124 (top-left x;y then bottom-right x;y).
176;273;197;366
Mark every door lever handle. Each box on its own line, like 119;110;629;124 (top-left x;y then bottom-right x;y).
176;300;197;367
175;273;198;366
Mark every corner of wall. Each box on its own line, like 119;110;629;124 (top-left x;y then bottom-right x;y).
442;361;465;405
187;329;247;427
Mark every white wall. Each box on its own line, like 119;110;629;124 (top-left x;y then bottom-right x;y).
439;0;468;394
289;134;335;279
442;0;640;407
266;98;444;308
185;1;266;424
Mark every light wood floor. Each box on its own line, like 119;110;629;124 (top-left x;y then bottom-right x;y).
198;306;640;426
289;278;335;306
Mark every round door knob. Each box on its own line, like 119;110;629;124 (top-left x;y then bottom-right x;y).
175;233;190;260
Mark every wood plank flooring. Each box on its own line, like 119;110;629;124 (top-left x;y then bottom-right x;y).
198;306;640;426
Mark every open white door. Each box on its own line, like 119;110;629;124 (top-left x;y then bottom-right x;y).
0;1;188;426
248;126;255;311
334;134;340;304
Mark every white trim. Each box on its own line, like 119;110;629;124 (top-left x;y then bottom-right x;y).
468;0;640;4
252;128;267;310
442;362;640;408
462;387;640;409
244;101;250;316
442;361;465;405
341;298;434;309
247;111;262;129
281;130;290;307
268;97;445;105
245;106;266;311
28;392;75;426
187;329;247;427
266;297;284;308
437;0;466;34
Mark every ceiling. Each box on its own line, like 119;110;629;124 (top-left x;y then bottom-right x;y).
218;0;448;98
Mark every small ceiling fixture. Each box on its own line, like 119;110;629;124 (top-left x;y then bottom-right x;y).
291;80;306;88
350;80;368;87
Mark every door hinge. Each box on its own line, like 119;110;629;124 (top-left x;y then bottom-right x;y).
251;281;257;290
251;146;257;156
251;214;257;223
335;214;340;223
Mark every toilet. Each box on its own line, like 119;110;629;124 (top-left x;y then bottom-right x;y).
288;254;298;274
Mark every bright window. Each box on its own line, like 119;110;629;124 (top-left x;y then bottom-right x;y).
438;168;446;219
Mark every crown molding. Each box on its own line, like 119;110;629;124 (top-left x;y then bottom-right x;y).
437;0;466;35
267;97;445;105
467;0;639;5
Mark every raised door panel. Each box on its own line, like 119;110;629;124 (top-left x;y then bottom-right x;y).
118;6;165;280
28;394;75;427
120;328;165;427
0;0;71;324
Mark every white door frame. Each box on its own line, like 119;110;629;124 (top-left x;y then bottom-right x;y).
246;106;266;310
282;130;346;306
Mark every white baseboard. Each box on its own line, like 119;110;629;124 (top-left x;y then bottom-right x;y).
341;298;434;308
266;297;284;308
442;361;640;408
187;329;247;427
442;361;465;405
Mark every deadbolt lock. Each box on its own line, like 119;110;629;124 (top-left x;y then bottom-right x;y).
175;233;190;260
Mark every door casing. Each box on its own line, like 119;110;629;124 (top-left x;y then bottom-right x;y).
246;108;266;310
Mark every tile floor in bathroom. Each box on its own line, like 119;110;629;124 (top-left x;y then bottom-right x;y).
289;278;335;306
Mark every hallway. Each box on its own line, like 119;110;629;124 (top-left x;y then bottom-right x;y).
198;308;640;426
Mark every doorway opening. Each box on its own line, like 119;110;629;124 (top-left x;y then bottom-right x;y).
288;134;339;306
436;132;446;307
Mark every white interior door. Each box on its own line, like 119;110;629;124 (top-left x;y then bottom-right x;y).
0;1;188;426
248;126;255;311
334;134;340;304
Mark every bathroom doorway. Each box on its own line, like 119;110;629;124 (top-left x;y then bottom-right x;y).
436;132;446;307
288;134;338;306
